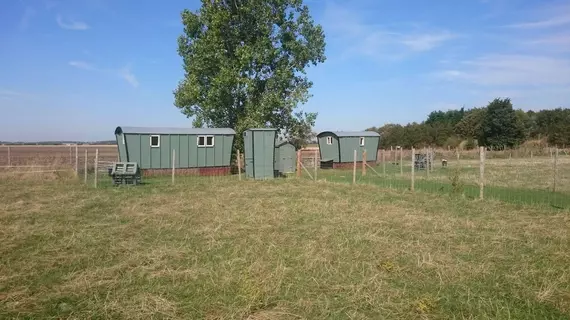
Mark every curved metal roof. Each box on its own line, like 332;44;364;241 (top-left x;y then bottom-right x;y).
316;131;380;138
115;126;236;135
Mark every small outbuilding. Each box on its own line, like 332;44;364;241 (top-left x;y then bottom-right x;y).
317;131;380;169
274;141;296;176
243;128;277;180
114;126;235;176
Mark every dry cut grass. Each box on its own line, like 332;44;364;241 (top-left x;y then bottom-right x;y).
1;178;569;319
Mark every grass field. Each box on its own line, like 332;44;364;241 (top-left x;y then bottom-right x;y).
1;177;569;319
306;156;570;209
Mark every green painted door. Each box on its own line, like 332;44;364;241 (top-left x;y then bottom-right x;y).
244;131;254;178
279;144;295;173
244;129;277;179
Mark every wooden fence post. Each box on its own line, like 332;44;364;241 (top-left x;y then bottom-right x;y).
237;150;242;181
411;147;415;191
7;146;11;167
382;149;386;175
75;145;79;177
353;149;357;184
479;146;485;200
553;148;558;192
362;150;367;176
84;150;88;184
296;150;301;178
399;148;403;175
390;146;393;163
426;147;430;179
314;149;318;181
172;149;176;184
94;149;99;188
69;145;72;166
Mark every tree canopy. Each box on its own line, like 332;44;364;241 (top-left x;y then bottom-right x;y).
367;98;570;149
174;0;326;150
479;98;525;148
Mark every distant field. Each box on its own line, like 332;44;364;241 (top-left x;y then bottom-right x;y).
1;177;569;318
0;145;117;166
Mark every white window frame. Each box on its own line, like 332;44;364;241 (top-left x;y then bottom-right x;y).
197;135;215;147
326;136;333;145
150;135;160;148
359;137;365;146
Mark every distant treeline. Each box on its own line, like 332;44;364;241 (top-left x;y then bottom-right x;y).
1;140;116;145
366;98;570;150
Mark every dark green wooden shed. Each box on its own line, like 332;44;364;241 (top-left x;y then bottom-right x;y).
317;131;380;169
114;126;235;175
243;128;277;180
274;141;296;175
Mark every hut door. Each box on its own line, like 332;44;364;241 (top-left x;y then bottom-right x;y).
280;145;295;173
243;131;254;178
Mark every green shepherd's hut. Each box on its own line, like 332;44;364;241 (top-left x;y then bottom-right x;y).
114;126;235;176
317;131;380;169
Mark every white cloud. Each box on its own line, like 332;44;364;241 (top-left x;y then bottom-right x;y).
69;60;95;70
400;32;457;52
506;16;570;29
68;60;139;88
524;33;570;50
56;15;89;30
321;2;456;60
504;3;570;29
117;67;139;88
0;89;23;100
435;55;570;87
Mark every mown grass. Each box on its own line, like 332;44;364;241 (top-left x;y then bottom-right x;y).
1;176;570;319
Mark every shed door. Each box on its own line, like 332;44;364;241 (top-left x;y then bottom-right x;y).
244;131;254;178
280;144;295;173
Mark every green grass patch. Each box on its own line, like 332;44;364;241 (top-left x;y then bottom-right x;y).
1;178;569;319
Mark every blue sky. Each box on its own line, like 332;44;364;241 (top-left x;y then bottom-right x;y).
1;0;569;141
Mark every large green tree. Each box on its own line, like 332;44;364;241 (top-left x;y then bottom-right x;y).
479;98;525;148
174;0;326;151
454;107;486;139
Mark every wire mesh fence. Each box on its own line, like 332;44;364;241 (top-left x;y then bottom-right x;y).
2;144;569;209
297;147;570;209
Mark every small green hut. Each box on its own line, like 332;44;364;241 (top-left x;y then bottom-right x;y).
274;141;296;175
243;128;277;180
114;126;235;175
317;131;380;168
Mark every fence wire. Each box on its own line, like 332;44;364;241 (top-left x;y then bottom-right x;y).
298;148;570;209
2;145;569;209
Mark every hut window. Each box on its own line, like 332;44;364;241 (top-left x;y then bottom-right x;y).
359;137;365;146
198;135;214;147
326;136;333;145
150;135;160;147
